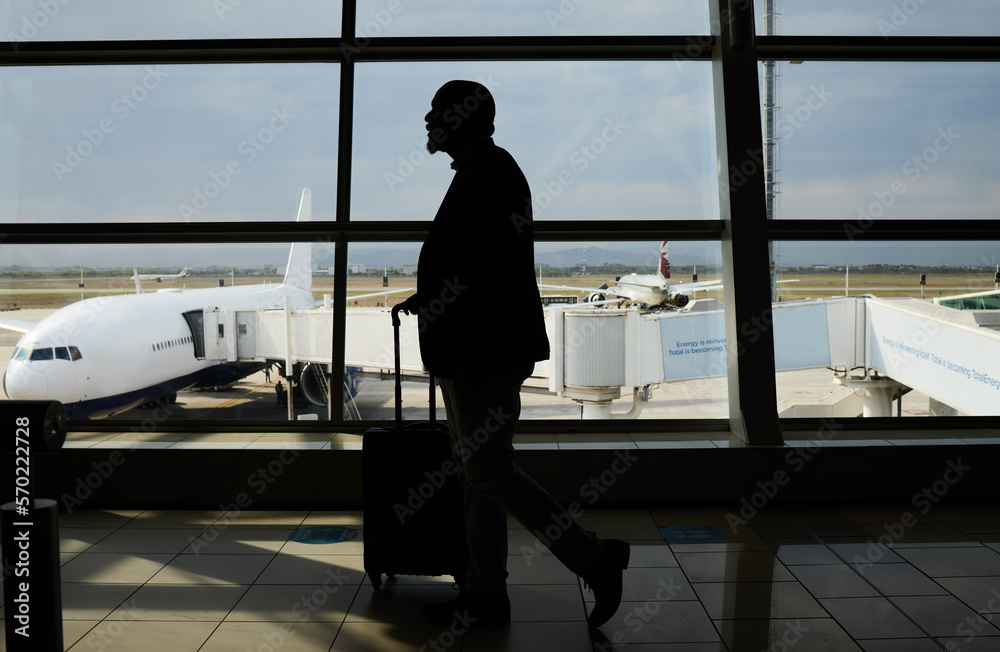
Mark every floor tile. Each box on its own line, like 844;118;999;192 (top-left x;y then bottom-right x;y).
225;583;358;621
60;552;176;583
857;638;942;651
330;621;467;652
121;509;224;528
256;553;367;586
584;566;698;603
509;584;587;622
61;583;141;620
200;621;342;652
59;527;115;553
108;584;248;621
66;620;219;651
715;617;862;652
462;621;592;651
87;527;206;554
895;546;1000;577
627;540;680;567
58;509;142;528
860;522;979;548
674;551;796;583
764;538;845;565
694;581;828;619
344;583;459;624
506;551;580;585
598;600;720;644
819;597;925;639
183;527;293;554
147;553;274;584
935;576;1000;614
823;538;905;565
790;564;881;598
848;562;948;596
891;595;1000;637
935;636;1000;650
62;620;100;650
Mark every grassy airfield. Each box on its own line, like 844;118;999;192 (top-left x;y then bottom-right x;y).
0;271;996;311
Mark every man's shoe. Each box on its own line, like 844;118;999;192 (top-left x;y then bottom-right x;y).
420;592;511;628
582;539;630;629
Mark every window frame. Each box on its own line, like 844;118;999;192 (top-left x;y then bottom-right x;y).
2;2;998;442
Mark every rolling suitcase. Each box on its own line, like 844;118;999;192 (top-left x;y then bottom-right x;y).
362;304;468;591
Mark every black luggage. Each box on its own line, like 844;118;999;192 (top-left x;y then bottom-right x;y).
362;305;468;591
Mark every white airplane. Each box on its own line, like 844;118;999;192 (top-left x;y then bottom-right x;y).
542;241;723;309
132;267;189;284
1;189;317;419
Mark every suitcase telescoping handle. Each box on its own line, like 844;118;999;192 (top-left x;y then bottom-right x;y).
391;304;436;431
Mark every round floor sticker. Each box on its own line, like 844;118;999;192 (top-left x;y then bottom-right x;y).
288;526;359;544
657;525;727;544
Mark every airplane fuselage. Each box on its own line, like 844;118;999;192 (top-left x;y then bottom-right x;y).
3;283;313;418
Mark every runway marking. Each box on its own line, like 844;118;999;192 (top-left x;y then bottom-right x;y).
194;380;274;415
682;381;727;414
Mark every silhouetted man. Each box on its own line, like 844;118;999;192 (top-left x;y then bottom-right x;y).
398;80;629;629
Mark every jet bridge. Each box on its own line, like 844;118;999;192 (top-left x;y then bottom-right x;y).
196;294;1000;418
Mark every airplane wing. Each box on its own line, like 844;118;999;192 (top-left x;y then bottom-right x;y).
317;287;417;306
346;288;416;302
0;316;37;334
671;280;723;292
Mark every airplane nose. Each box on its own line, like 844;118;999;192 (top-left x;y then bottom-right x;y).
3;362;48;400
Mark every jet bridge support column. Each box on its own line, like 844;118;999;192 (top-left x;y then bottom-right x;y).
834;373;906;418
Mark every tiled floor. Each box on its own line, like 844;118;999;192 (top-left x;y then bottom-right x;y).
5;504;1000;651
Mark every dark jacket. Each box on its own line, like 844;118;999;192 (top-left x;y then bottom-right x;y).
416;138;550;381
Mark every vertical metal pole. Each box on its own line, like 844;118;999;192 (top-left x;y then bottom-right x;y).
330;0;357;426
711;0;782;445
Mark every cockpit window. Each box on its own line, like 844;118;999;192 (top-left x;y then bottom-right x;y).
55;347;71;360
69;346;82;361
12;347;29;361
29;348;54;361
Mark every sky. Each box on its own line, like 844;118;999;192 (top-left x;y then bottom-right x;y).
1;1;999;269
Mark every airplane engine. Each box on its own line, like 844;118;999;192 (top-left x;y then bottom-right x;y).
668;293;690;308
300;362;330;406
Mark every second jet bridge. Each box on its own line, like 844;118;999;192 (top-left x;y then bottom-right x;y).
194;294;1000;418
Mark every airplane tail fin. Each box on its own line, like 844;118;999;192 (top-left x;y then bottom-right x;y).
283;188;313;291
658;241;670;280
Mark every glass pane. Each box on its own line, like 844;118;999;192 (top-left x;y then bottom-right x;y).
352;61;718;221
344;241;728;422
354;0;708;37
771;241;1000;419
1;0;341;41
1;64;338;223
754;0;1000;36
1;240;337;422
761;61;999;220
